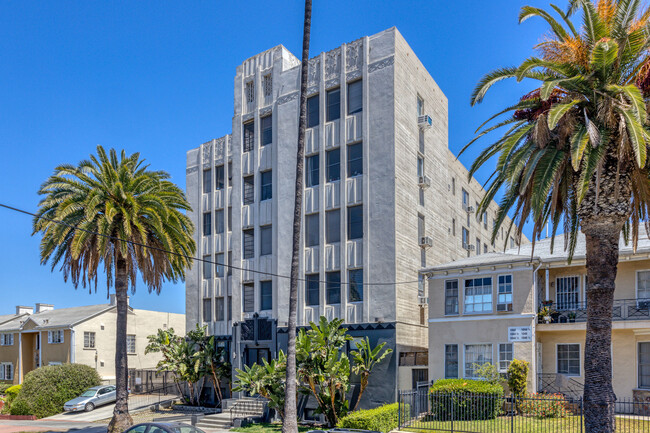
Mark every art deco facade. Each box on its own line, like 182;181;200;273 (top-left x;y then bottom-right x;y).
185;27;523;400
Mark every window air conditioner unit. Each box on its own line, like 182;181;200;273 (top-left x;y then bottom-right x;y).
497;303;513;312
419;236;433;249
463;243;475;251
418;115;432;129
418;175;431;189
418;297;429;305
465;205;475;213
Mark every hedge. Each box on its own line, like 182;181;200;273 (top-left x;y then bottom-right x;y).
337;402;408;433
0;384;11;395
429;379;503;421
16;363;101;418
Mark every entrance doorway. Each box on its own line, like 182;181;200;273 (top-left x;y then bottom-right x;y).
244;347;271;367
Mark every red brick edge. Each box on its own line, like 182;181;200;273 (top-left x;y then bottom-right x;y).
0;414;37;420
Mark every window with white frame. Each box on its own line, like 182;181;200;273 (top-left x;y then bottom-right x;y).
639;342;650;388
497;275;513;311
638;271;650;301
126;335;136;354
464;344;492;378
498;343;513;372
464;277;492;313
0;333;14;346
557;344;580;376
48;330;64;344
445;280;459;315
0;363;13;381
84;332;95;349
556;276;580;310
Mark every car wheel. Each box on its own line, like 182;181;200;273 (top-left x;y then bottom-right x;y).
85;403;95;412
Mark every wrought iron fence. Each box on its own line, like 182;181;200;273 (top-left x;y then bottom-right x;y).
538;298;650;324
398;388;650;433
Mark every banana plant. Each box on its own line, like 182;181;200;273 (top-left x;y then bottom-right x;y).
349;337;393;411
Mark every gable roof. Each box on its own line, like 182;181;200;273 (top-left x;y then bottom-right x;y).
423;226;650;273
0;304;126;332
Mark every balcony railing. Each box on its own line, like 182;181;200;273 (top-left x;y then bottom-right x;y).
538;298;650;324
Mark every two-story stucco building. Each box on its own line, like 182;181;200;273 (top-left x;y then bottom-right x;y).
0;298;184;385
424;229;650;402
185;26;526;404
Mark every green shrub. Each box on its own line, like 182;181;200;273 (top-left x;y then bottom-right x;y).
5;385;21;404
0;384;11;394
520;393;568;418
337;402;408;433
429;379;503;421
17;363;101;418
507;359;529;396
9;398;31;416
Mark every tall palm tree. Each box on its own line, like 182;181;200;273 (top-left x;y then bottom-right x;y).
283;1;312;432
464;1;650;432
33;146;195;433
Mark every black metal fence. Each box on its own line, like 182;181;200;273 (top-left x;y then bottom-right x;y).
399;388;650;433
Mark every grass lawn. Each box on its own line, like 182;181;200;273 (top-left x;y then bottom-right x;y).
404;415;650;432
231;423;314;433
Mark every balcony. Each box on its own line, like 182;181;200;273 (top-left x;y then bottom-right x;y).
538;299;650;324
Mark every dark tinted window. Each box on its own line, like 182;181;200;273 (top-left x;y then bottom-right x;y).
261;171;272;201
260;225;272;256
243;229;254;259
347;205;363;240
260;281;272;311
326;209;340;243
306;274;319;306
348;80;362;114
326;88;341;121
203;169;211;193
305;214;319;247
261;115;272;146
347;143;363;177
348;269;363;302
243;122;255;152
326;148;340;182
243;283;254;312
306;155;319;187
307;95;319;128
215;165;225;190
203;213;211;236
215;210;224;234
243;176;254;205
326;272;341;304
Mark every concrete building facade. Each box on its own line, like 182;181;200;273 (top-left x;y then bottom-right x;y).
424;230;650;404
185;27;523;403
0;299;184;385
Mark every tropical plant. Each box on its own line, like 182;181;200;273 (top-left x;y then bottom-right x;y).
284;1;312;433
349;337;393;410
233;351;288;420
33;146;196;432
472;362;503;385
296;317;352;427
145;327;187;399
463;2;650;431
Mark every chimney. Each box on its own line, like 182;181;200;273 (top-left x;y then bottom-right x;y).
16;306;33;315
35;303;54;313
109;295;129;306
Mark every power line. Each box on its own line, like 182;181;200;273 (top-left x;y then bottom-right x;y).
0;202;421;287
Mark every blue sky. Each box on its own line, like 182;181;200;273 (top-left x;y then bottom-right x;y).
0;0;552;315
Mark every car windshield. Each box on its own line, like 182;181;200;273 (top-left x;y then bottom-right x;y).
80;390;96;397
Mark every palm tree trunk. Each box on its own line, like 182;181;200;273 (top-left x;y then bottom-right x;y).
108;257;133;433
283;1;311;433
583;220;621;433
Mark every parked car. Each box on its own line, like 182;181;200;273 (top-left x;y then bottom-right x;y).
123;423;206;433
63;385;116;412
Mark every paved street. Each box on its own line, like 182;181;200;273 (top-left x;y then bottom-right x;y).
0;419;106;433
44;394;177;423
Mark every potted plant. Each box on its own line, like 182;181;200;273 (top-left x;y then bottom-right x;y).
538;307;552;324
568;312;576;323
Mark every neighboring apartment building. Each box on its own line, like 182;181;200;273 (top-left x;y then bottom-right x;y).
423;229;650;403
0;298;184;385
185;27;524;403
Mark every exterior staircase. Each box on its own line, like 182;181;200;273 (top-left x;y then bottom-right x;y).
195;397;267;431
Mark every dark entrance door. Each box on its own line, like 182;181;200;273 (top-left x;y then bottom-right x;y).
412;368;428;388
244;347;271;367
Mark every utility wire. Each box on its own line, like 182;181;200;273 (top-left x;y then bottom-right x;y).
0;202;421;287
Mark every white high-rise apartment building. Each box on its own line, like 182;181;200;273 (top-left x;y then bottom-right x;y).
185;27;523;404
